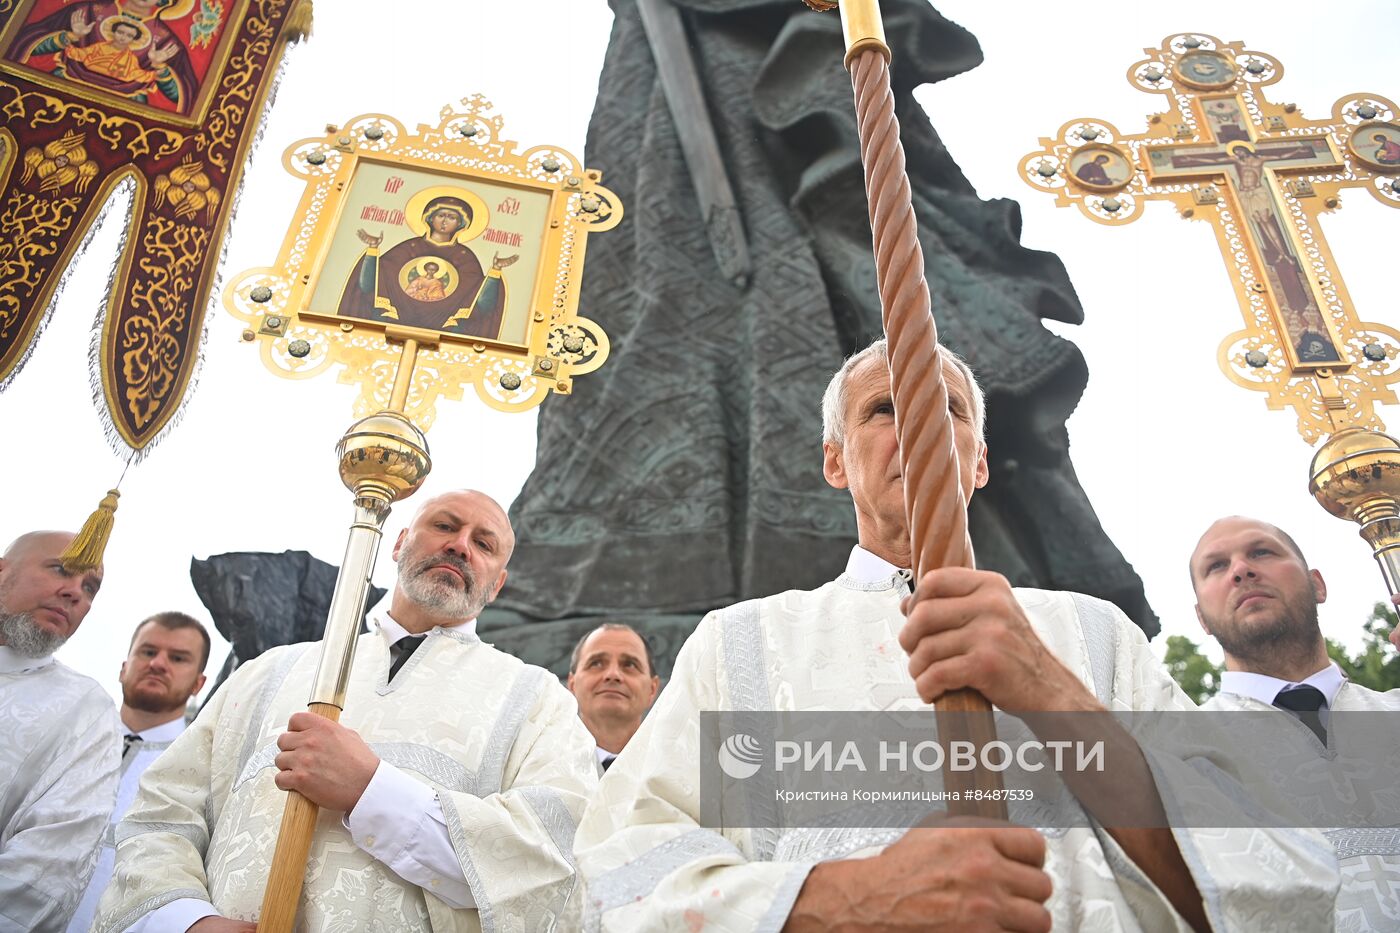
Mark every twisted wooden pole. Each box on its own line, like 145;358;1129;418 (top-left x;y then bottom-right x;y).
818;0;1007;818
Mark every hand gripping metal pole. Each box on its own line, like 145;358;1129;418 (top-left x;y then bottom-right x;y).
258;339;431;931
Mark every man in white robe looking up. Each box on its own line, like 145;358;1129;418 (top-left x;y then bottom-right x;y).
96;490;598;933
1192;515;1400;929
575;339;1339;931
0;530;119;932
568;624;660;773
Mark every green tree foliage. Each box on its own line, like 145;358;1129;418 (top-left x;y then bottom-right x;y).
1325;602;1400;692
1164;634;1222;704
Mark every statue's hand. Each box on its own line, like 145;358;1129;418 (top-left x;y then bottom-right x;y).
492;252;520;271
356;228;384;248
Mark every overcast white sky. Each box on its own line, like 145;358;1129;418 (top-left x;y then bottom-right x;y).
4;1;1398;703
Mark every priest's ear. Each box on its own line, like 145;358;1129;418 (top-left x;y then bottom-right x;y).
390;528;409;562
487;569;508;602
1310;569;1327;606
822;441;850;491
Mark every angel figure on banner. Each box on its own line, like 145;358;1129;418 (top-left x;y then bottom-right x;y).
8;0;207;115
336;189;520;341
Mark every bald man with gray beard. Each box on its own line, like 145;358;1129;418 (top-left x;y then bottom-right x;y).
97;492;598;933
0;530;120;932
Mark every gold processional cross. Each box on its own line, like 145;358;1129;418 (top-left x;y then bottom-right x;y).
1022;34;1400;595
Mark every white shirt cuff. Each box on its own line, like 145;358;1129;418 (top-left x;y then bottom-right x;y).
344;760;476;910
123;897;218;932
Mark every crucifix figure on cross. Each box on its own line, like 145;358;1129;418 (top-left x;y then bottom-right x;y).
1146;109;1343;366
1021;32;1400;446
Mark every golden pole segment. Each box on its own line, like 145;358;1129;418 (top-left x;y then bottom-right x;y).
257;395;430;931
1310;426;1400;597
837;0;888;67
809;0;1005;818
387;337;420;412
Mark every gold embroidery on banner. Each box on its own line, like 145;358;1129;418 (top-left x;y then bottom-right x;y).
191;3;276;173
153;154;221;222
121;215;211;428
0;79;188;159
0;0;302;447
0;188;81;342
21;130;98;193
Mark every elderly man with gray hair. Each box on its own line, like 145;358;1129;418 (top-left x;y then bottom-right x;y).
575;337;1339;932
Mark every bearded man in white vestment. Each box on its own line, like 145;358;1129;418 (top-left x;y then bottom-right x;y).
1192;515;1400;930
0;530;119;933
96;490;598;933
576;339;1339;932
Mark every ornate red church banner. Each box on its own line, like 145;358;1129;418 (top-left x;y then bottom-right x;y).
0;0;311;451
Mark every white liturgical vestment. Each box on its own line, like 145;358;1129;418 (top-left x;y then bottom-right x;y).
94;614;598;933
67;715;187;933
0;647;120;932
576;548;1340;931
1205;674;1400;930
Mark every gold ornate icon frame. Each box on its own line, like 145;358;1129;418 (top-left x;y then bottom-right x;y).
225;95;621;425
1018;33;1400;445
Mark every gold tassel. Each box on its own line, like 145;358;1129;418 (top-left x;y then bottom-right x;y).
285;0;313;42
59;489;120;573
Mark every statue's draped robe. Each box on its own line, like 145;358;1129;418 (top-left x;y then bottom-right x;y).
575;575;1339;931
95;627;598;933
486;0;1156;663
0;653;119;932
1204;683;1400;930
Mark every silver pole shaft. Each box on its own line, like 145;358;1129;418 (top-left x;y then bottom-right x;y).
308;496;391;708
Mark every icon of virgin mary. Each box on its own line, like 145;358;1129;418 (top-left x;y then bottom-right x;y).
337;192;517;340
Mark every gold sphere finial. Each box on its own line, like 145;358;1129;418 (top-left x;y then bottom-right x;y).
1309;427;1400;523
335;411;431;503
1309;427;1400;592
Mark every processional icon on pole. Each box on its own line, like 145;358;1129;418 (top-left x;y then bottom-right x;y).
223;94;621;931
1020;33;1400;604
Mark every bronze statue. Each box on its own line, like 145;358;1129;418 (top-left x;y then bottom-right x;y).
479;0;1156;673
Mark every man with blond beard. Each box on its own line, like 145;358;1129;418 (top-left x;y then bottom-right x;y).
97;491;598;932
